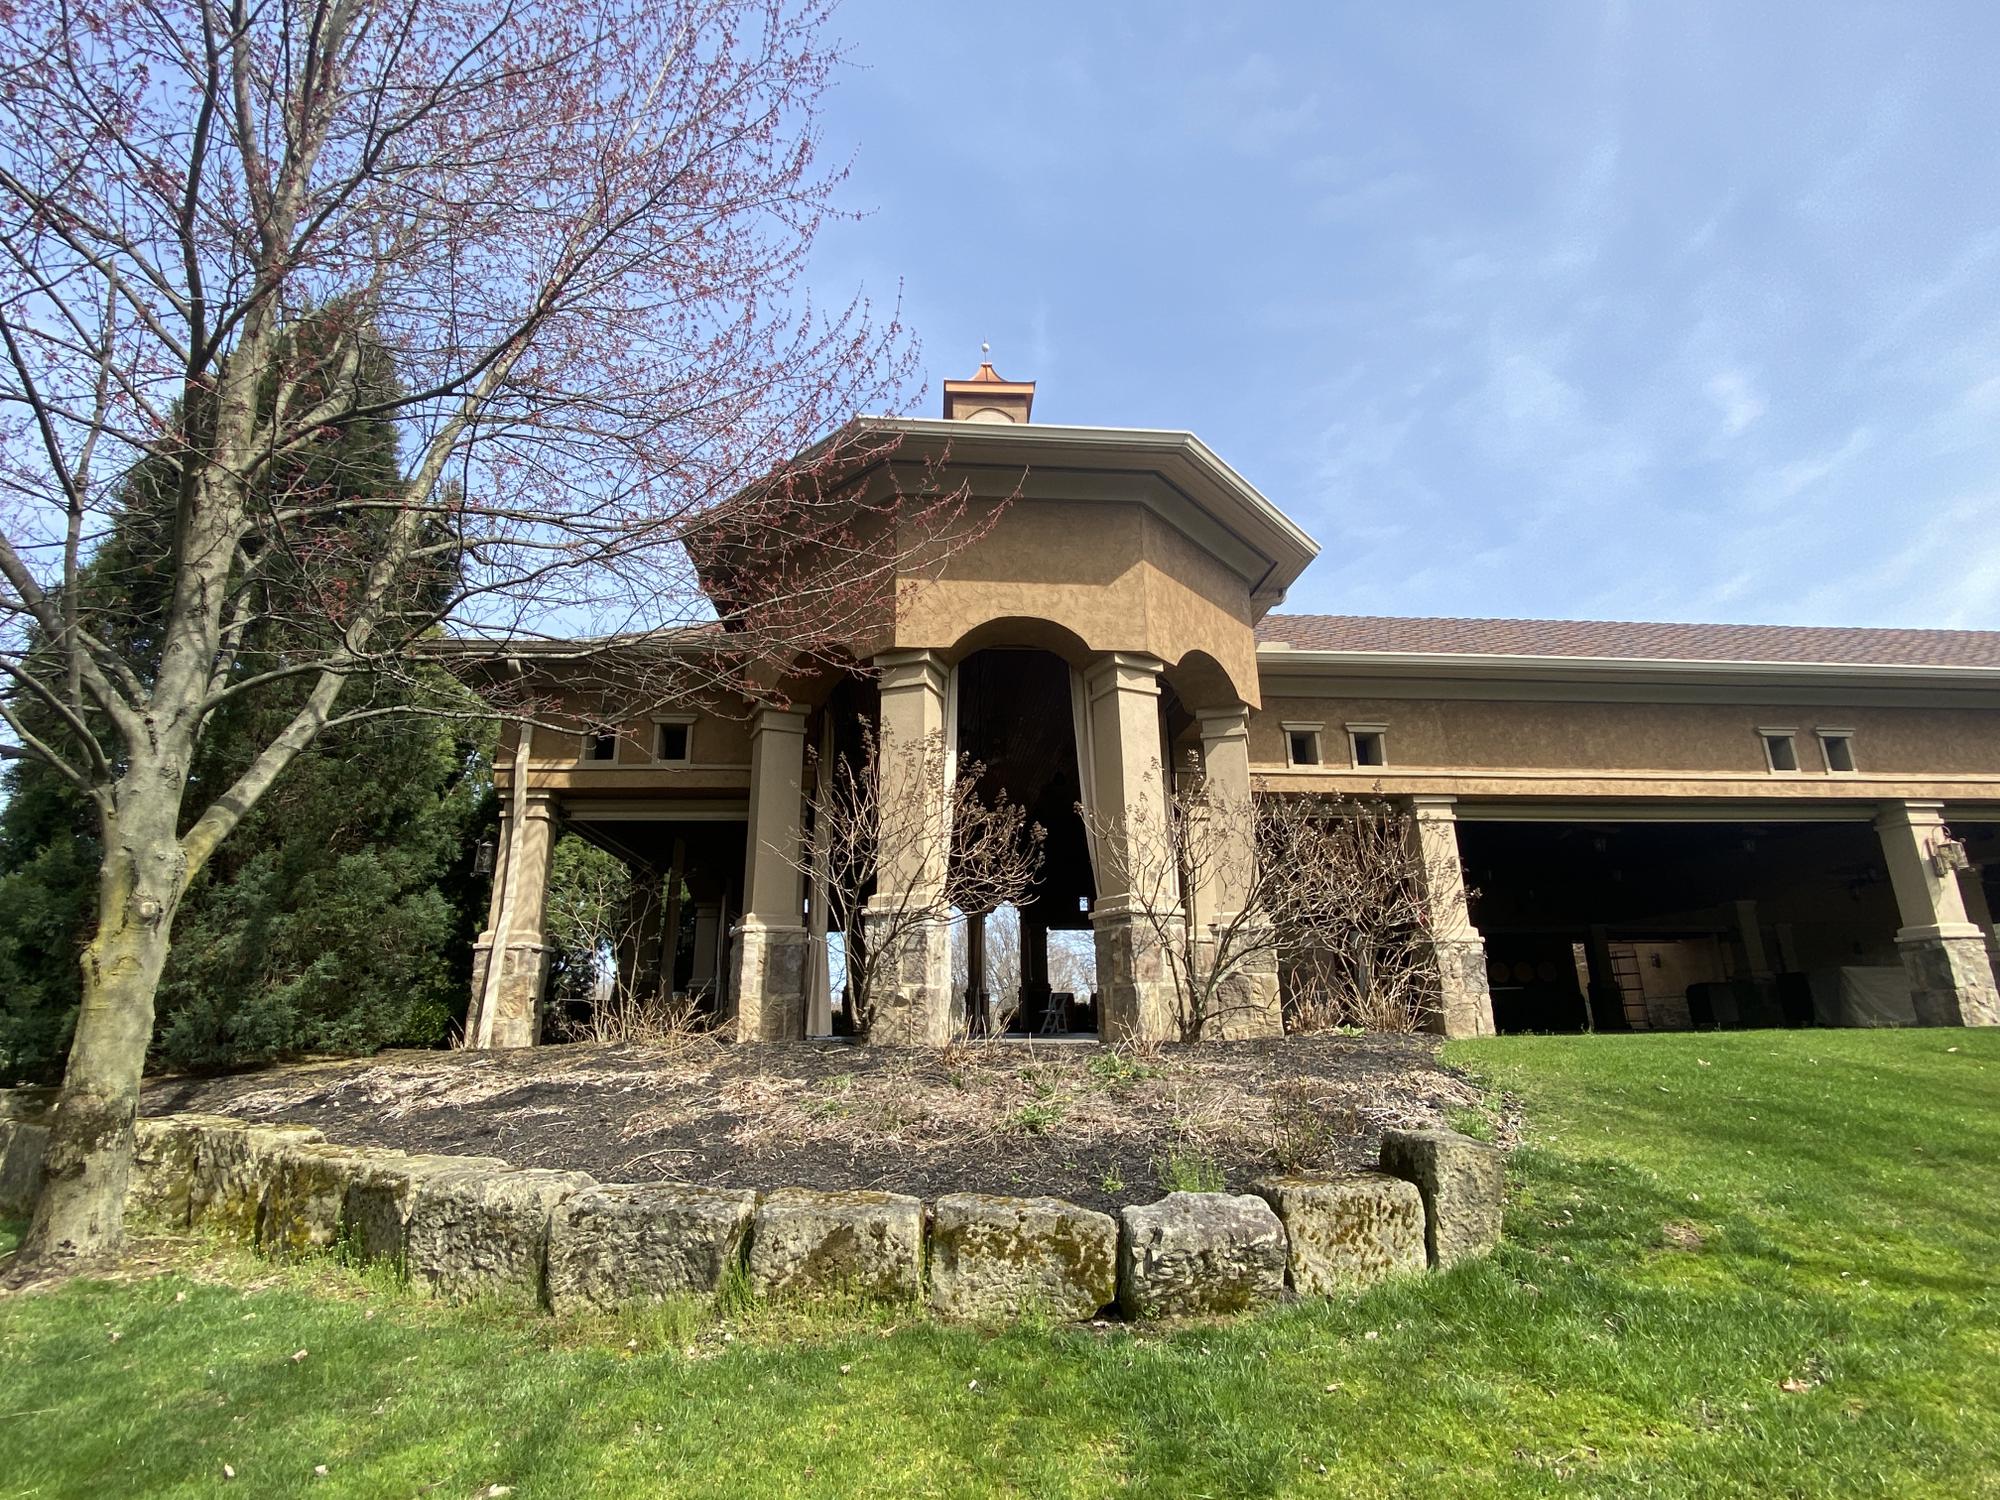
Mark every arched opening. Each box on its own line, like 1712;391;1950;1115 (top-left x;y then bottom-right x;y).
954;645;1100;1034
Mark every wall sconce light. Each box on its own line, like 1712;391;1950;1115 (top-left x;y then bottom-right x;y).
473;838;496;876
1930;837;1970;878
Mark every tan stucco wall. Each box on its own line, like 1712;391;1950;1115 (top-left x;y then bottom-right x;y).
1250;691;2000;805
494;693;756;796
892;499;1262;707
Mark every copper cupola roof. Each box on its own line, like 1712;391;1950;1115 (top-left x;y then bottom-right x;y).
942;344;1035;423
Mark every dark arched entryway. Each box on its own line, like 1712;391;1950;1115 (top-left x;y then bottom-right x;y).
955;647;1099;1033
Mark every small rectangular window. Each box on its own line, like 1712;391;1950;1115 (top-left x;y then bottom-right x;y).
1819;731;1857;774
1761;732;1798;773
1288;730;1320;766
584;731;618;763
655;720;691;763
1348;725;1388;768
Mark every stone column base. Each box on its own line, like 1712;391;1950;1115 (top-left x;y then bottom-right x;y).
1432;936;1497;1039
858;909;953;1046
469;937;551;1048
1199;923;1283;1040
730;921;810;1042
1898;933;2000;1027
1093;908;1183;1043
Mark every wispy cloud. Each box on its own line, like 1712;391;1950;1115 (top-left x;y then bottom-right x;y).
1705;370;1766;436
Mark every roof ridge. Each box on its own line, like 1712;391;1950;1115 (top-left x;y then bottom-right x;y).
1260;611;2000;639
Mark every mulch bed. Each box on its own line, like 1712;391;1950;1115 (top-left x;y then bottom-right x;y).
140;1032;1485;1214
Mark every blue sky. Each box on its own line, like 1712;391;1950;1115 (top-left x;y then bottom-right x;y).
809;2;2000;629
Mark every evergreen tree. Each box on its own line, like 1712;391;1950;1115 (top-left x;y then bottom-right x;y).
0;316;491;1082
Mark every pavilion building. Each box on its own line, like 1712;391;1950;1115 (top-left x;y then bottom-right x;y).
466;362;2000;1046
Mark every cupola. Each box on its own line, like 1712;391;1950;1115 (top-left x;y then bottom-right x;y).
942;344;1035;423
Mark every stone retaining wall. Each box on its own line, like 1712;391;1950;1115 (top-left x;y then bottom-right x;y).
0;1108;1504;1322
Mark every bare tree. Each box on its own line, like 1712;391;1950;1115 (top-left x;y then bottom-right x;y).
1084;758;1452;1041
1045;929;1096;1000
787;722;1043;1039
1273;795;1457;1034
0;0;959;1268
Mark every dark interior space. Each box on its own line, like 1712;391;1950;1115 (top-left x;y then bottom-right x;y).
955;648;1098;1033
1459;818;1904;1034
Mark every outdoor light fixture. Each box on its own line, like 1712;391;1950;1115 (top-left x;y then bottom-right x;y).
473;837;496;876
1929;836;1970;878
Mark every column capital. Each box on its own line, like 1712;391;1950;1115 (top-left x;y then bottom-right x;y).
872;648;949;696
748;706;809;739
515;789;562;819
1083;651;1165;696
1875;799;1948;830
1408;793;1460;819
1194;703;1252;742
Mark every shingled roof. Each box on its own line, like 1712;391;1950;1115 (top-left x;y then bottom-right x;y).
1255;614;2000;669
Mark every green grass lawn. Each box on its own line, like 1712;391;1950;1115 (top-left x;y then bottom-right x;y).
3;1029;1996;1498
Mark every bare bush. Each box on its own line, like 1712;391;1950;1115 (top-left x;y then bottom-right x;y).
1084;759;1454;1041
776;722;1044;1037
1266;1078;1364;1172
542;836;706;1047
1273;796;1452;1035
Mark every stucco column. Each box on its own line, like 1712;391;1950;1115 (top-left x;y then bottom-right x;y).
1874;800;2000;1027
469;790;560;1048
1193;704;1280;1039
1409;795;1496;1038
730;707;810;1041
862;649;954;1044
1086;653;1181;1042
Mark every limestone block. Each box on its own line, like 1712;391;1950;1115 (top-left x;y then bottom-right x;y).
1205;941;1284;1041
1094;911;1183;1044
341;1151;509;1268
928;1193;1118;1321
127;1114;247;1229
546;1183;757;1314
404;1165;595;1304
1434;938;1498;1039
1252;1173;1426;1293
1900;933;2000;1027
731;923;809;1042
0;1088;55;1120
1379;1128;1505;1268
0;1118;49;1217
260;1142;407;1260
860;913;953;1046
188;1121;325;1242
1116;1192;1287;1319
745;1188;924;1301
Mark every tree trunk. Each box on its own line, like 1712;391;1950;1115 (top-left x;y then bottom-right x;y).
18;777;186;1270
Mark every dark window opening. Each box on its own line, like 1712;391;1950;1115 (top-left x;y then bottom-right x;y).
1763;733;1798;773
1821;734;1856;773
584;731;617;763
1288;730;1320;766
1350;730;1387;767
656;721;691;761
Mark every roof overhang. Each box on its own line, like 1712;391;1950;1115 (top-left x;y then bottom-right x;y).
858;416;1321;613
